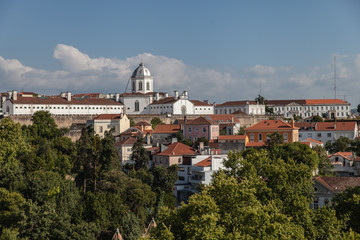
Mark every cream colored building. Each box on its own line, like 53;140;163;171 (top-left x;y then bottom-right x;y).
87;114;130;138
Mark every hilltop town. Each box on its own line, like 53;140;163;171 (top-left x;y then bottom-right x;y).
1;63;360;239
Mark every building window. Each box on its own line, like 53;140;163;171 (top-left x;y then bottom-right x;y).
308;133;312;138
99;126;103;133
202;127;206;133
188;127;192;133
258;133;263;142
146;82;150;90
284;133;288;142
317;133;322;137
313;200;319;210
327;133;332;138
250;133;254;142
135;101;139;112
138;82;142;90
299;133;302;138
195;128;199;131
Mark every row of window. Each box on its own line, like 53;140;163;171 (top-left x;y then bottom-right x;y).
274;105;349;112
188;127;207;133
299;132;332;138
250;133;288;142
15;106;121;110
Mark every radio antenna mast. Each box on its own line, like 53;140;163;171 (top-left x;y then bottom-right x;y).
333;55;336;102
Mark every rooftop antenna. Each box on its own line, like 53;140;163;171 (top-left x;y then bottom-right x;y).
333;55;336;102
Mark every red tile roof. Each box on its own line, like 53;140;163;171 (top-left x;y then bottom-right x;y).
265;100;306;105
294;122;315;130
315;122;356;131
302;138;323;144
206;114;240;123
153;124;181;134
195;157;212;167
232;110;247;115
114;137;137;146
246;142;265;147
185;117;218;125
94;114;125;120
134;121;151;127
305;99;348;105
9;96;123;105
191;100;213;106
216;100;257;107
156;142;196;156
328;152;353;161
151;97;176;105
314;176;360;193
245;120;298;131
218;135;246;140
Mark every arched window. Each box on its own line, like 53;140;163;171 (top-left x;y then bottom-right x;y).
181;105;187;115
132;81;135;91
146;82;150;90
138;82;143;91
135;101;139;112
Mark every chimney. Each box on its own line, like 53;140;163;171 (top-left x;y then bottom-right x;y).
12;90;17;101
184;91;188;99
199;142;204;153
115;93;120;102
291;119;294;128
60;92;66;98
67;91;71;101
174;90;179;99
165;93;169;97
171;137;178;143
155;92;160;101
7;91;12;99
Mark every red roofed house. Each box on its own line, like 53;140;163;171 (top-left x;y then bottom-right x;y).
205;114;241;135
153;142;196;168
153;124;181;145
298;121;358;144
3;90;124;116
215;100;265;115
244;120;299;147
299;138;323;148
265;99;351;119
87;114;130;138
183;117;220;142
313;176;360;209
327;152;358;177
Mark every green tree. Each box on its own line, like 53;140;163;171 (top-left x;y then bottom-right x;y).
264;132;284;148
312;115;323;122
175;132;192;147
312;145;334;176
325;136;351;154
237;126;245;135
151;117;163;129
132;137;150;170
332;186;360;233
194;137;209;149
0;188;25;234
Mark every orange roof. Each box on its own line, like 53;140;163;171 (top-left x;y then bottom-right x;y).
195;157;212;167
245;120;298;131
246;142;265;147
134;121;151;127
216;100;257;107
185;117;217;125
302;138;323;144
151;97;176;105
114;137;137;146
94;114;125;120
305;99;348;105
156;142;196;156
191;100;212;106
295;122;315;130
153;124;181;134
328;152;353;160
9;96;123;106
218;135;246;140
206;114;240;123
315;122;356;131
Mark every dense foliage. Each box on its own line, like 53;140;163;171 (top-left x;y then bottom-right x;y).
0;112;176;240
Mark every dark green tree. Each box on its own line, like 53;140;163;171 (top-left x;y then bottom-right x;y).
312;115;323;122
132;137;150;170
151;117;163;129
264;132;284;148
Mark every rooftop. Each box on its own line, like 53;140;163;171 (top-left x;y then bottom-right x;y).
245;120;298;131
156;142;196;156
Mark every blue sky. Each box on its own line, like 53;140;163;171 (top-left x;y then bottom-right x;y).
1;0;360;107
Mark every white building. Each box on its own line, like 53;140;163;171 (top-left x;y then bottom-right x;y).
215;100;265;115
297;121;358;144
266;99;351;119
3;90;123;116
149;90;214;115
175;154;227;202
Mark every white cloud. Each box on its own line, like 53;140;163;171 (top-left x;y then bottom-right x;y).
0;44;359;107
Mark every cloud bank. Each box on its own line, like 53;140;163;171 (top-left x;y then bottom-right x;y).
1;44;359;107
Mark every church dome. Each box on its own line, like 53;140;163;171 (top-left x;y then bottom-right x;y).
131;63;152;78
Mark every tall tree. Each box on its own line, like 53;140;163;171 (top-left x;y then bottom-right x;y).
132;137;150;170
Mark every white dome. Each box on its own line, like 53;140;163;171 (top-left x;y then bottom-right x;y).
131;63;151;78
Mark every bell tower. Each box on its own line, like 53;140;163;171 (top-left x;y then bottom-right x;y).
131;63;154;94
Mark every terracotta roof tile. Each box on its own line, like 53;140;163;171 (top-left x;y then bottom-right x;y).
302;138;323;144
305;99;348;105
156;142;196;156
216;100;257;107
191;100;212;106
206;114;240;123
246;142;265;147
314;176;360;192
114;137;137;146
245;120;298;131
153;124;181;134
185;116;218;125
151;97;176;105
195;157;212;167
94;114;125;120
315;122;356;131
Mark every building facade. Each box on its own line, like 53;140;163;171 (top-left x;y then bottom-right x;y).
215;100;265;115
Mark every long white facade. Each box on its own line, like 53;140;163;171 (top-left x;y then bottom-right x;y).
215;100;265;115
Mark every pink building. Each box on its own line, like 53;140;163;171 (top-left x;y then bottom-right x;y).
183;117;219;142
